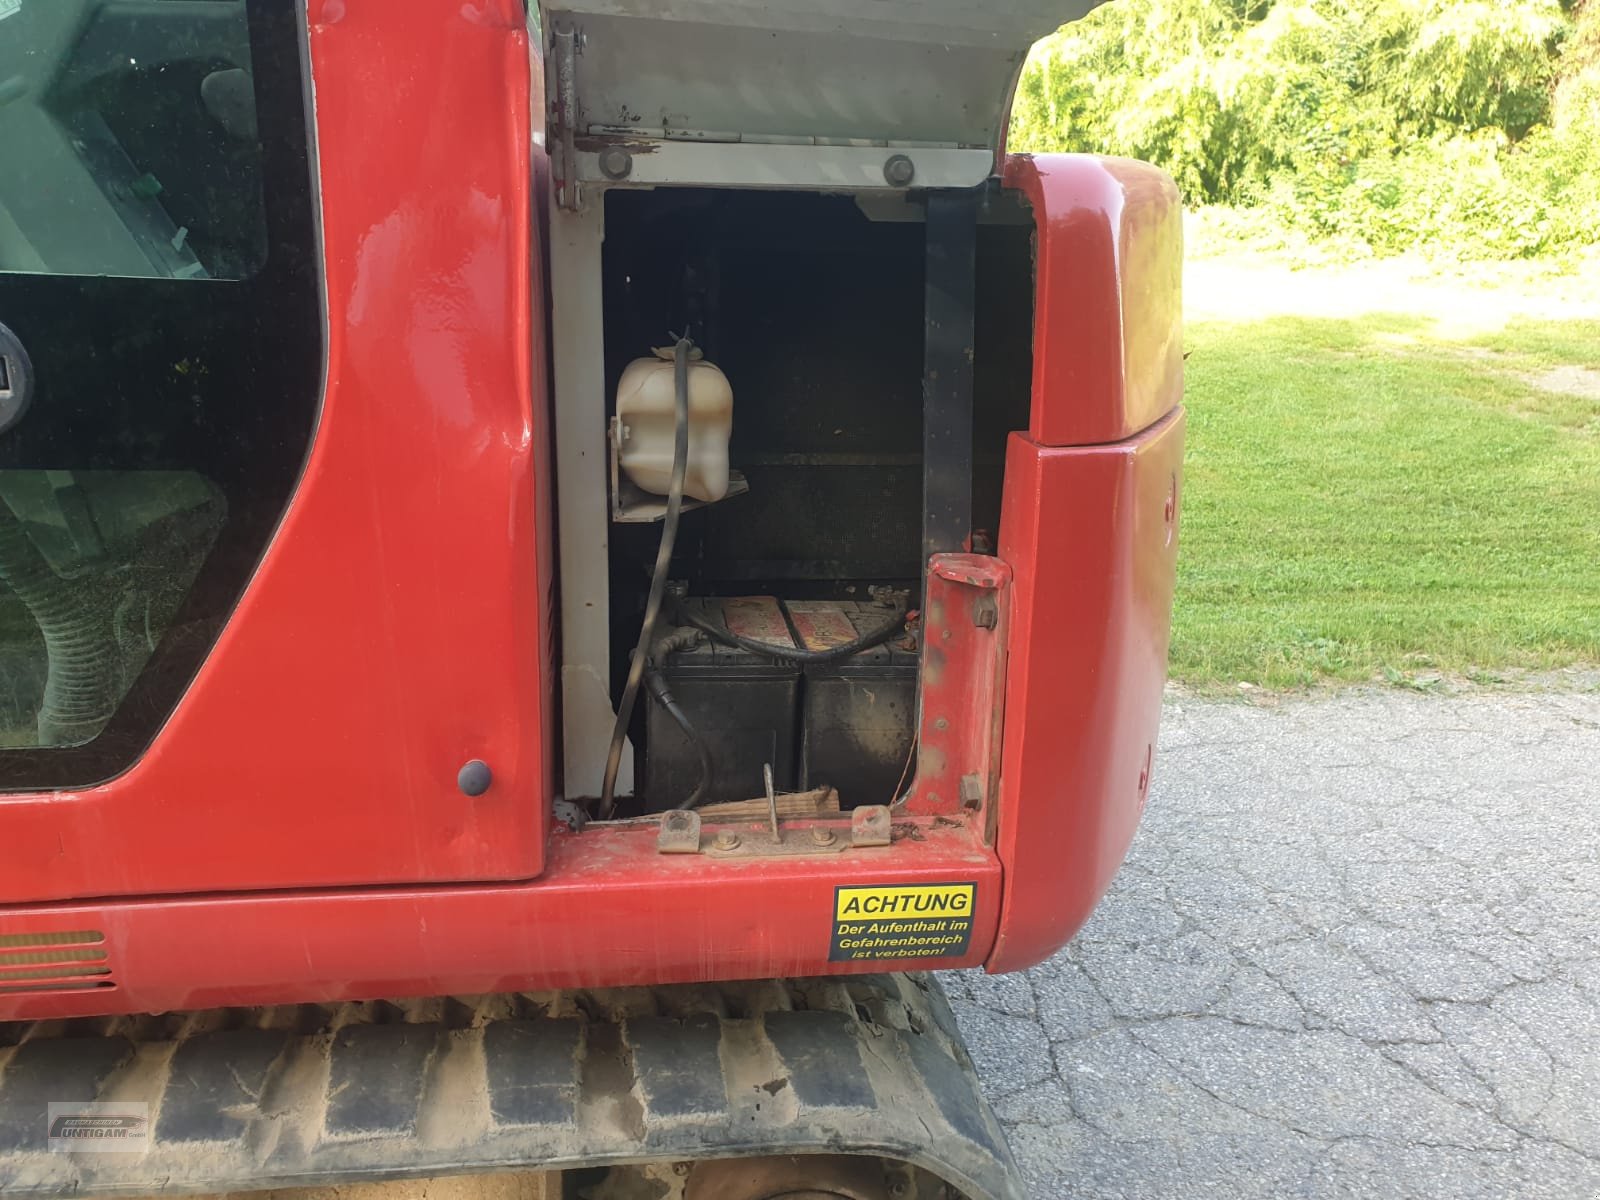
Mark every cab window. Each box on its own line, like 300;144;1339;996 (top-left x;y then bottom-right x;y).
0;0;322;783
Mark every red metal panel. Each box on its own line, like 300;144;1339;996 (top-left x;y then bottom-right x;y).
0;0;550;902
901;556;1011;820
0;545;1015;1018
0;817;1000;1021
1003;154;1183;447
986;411;1185;973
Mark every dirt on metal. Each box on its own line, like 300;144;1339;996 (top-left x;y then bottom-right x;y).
173;1175;554;1200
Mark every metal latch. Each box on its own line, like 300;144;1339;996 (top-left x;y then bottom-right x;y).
656;767;894;857
0;322;34;436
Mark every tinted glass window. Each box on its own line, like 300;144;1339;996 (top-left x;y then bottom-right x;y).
0;0;267;279
0;471;222;747
0;0;323;781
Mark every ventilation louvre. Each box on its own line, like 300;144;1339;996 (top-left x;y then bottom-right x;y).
0;930;104;948
0;929;115;995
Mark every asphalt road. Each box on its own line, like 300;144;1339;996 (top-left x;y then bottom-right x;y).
945;685;1600;1199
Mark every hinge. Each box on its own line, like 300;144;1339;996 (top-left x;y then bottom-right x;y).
551;23;584;211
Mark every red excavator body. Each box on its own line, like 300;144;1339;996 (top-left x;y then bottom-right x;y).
0;3;1181;1196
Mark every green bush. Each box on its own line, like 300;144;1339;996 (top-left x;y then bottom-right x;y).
1012;0;1600;261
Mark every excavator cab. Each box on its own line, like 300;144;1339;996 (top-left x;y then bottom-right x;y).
0;3;1184;1197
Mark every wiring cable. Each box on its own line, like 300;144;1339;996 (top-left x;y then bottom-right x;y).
598;335;693;819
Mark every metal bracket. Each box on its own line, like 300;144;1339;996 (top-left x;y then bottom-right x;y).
573;142;994;193
552;24;583;211
851;805;892;847
703;825;851;859
899;555;1011;823
610;414;749;522
657;808;701;854
655;806;895;856
922;190;979;566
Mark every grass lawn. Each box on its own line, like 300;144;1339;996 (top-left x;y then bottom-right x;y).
1174;314;1600;689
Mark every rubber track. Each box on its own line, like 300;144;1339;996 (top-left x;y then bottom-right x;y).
0;974;1022;1199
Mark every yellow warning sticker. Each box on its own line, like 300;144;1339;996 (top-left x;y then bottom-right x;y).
829;883;977;962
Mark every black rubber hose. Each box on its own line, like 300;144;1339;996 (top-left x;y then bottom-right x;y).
676;601;907;665
644;666;715;810
0;500;118;746
598;335;693;819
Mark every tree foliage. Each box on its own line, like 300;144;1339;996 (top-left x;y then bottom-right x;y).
1012;0;1600;258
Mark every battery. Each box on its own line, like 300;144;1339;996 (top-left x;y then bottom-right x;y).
789;599;919;809
645;596;800;807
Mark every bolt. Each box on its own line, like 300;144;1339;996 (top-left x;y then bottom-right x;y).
888;1182;909;1199
672;1162;691;1177
714;830;741;851
598;146;633;180
811;826;837;846
883;153;915;187
457;759;492;797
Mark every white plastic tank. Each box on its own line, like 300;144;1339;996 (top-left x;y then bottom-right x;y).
614;346;733;503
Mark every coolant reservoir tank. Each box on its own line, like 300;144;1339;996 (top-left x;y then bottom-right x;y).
615;347;733;503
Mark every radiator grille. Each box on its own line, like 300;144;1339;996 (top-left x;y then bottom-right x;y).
0;929;113;995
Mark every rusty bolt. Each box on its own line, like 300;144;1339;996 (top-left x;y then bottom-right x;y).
598;146;633;180
811;826;837;847
714;829;741;851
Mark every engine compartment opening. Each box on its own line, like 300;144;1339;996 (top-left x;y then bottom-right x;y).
595;186;1034;817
